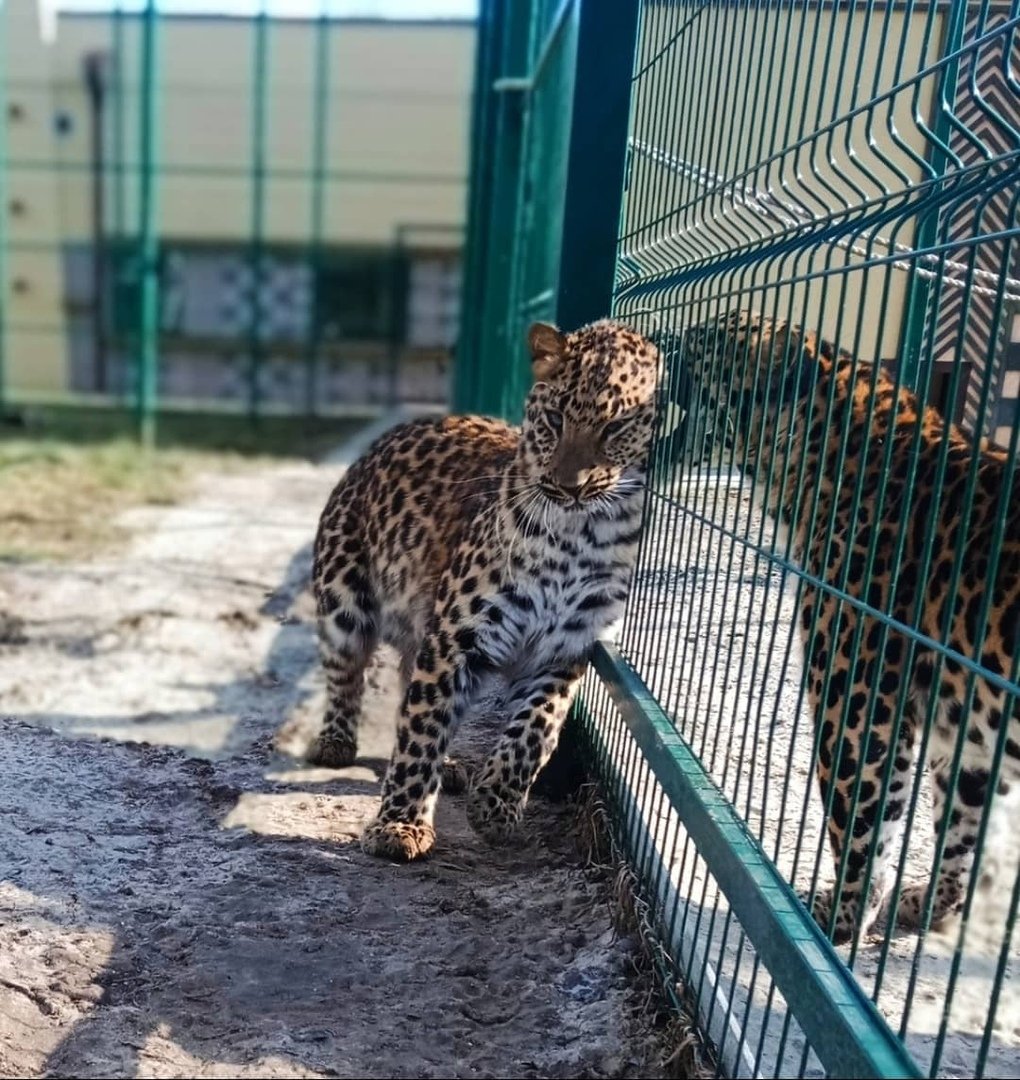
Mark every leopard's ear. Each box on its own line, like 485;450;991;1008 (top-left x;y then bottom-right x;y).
767;321;819;401
528;322;566;382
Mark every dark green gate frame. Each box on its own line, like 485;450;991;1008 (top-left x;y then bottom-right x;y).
457;0;648;411
456;1;930;1075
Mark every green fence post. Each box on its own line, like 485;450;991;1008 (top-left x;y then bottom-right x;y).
555;0;639;330
136;0;160;447
112;0;127;244
471;0;531;417
305;4;329;418
248;4;269;424
454;0;502;414
387;228;408;408
0;0;8;416
540;0;640;796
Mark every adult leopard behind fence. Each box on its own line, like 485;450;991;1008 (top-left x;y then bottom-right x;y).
684;307;1020;945
310;320;661;861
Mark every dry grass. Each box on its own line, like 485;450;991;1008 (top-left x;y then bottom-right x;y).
574;782;716;1080
0;439;225;562
0;408;368;563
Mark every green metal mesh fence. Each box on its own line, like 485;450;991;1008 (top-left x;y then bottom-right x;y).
0;3;471;442
459;1;1020;1076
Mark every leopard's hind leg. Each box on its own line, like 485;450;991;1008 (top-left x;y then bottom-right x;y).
896;677;1013;933
805;599;920;944
308;510;378;768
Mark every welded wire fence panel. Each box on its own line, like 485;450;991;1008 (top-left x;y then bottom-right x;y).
0;5;473;439
591;1;1020;1076
460;0;1020;1076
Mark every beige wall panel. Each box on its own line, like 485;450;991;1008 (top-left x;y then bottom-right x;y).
623;3;945;362
2;7;473;394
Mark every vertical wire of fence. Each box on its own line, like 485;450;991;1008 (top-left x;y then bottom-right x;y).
111;0;127;246
457;1;1020;1076
136;0;160;446
305;3;331;419
247;3;269;425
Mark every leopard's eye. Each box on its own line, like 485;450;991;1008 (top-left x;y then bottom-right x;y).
544;409;563;434
603;417;632;439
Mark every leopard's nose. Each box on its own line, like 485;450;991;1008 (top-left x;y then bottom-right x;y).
554;466;592;495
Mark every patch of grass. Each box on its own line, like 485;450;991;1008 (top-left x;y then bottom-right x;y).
0;439;202;562
4;404;367;459
0;405;371;561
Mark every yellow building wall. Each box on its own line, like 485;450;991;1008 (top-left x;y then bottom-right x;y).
3;1;68;394
1;3;475;397
622;3;945;365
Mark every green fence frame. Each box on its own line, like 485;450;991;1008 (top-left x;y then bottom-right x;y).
136;0;160;446
456;2;1020;1076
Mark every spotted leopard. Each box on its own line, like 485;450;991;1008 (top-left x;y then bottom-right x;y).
310;320;661;861
684;307;1020;944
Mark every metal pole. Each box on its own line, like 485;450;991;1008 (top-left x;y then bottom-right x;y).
474;0;530;418
387;228;406;408
454;0;502;413
305;4;329;417
555;0;639;329
136;0;160;446
248;4;269;424
85;52;108;394
112;1;126;242
0;0;9;416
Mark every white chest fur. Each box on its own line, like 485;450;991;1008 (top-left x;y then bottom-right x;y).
473;497;641;680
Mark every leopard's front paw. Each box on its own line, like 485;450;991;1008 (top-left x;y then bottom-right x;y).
800;887;854;946
360;818;435;861
306;731;357;768
466;782;525;844
897;881;962;934
441;756;470;795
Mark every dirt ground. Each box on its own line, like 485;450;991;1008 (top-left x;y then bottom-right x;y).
0;419;666;1080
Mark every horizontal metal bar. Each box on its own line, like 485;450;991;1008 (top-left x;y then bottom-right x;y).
58;11;476;28
4;159;465;185
0;388;387;420
492;76;531;92
5;77;467;103
590;640;922;1079
491;0;575;95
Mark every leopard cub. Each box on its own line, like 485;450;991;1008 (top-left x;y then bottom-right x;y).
310;320;661;861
